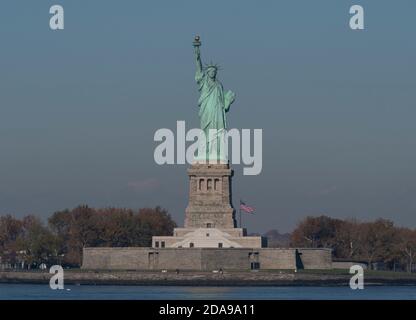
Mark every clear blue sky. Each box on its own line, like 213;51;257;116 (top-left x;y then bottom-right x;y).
0;0;415;232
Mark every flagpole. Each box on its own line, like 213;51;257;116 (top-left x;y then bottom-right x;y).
239;199;242;228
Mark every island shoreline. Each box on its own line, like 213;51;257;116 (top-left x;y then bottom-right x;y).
2;270;416;287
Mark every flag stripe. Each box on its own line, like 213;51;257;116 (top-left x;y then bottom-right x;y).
240;204;255;213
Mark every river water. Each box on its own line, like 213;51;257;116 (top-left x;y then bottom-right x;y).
1;284;416;300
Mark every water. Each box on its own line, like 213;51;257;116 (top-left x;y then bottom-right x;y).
1;284;416;300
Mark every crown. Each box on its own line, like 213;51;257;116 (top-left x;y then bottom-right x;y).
204;62;221;71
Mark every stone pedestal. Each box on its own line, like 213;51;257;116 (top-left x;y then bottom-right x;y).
185;163;236;229
152;162;262;249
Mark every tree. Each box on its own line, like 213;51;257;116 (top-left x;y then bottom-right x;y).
0;215;23;265
356;219;398;269
48;205;177;267
17;215;59;268
289;215;407;269
396;228;416;273
137;206;177;245
334;218;361;259
49;205;100;266
290;215;343;254
94;207;137;247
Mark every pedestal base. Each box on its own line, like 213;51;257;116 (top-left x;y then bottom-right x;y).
185;163;236;229
152;228;262;248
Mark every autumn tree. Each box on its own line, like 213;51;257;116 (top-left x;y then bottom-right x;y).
48;205;177;266
396;228;416;273
290;215;345;256
0;215;23;265
93;207;136;247
334;218;362;259
137;206;177;244
355;219;398;269
290;216;408;270
18;215;59;268
49;205;101;266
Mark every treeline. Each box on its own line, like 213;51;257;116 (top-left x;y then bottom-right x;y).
0;206;176;268
2;208;415;272
290;216;416;272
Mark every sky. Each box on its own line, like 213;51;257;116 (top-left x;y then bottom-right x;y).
0;0;415;233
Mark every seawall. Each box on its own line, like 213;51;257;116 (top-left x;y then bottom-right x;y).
2;270;416;286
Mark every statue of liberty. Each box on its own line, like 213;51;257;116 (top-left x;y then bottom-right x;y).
193;36;236;163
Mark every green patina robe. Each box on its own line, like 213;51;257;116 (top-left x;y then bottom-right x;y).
195;69;232;134
195;69;233;162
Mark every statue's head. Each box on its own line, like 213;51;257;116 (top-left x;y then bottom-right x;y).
205;63;219;80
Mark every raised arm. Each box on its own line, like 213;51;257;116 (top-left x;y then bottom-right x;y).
194;44;203;74
193;36;203;81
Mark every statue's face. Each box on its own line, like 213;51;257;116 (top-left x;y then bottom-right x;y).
207;68;217;79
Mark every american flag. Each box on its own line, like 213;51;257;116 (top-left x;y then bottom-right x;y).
240;200;255;214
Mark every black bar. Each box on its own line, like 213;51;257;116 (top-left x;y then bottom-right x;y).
0;300;414;319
